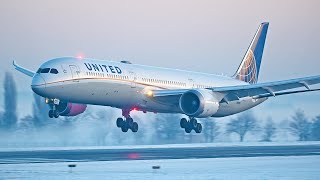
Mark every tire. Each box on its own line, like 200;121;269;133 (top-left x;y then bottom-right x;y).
195;123;202;133
126;117;134;128
116;118;124;128
185;126;192;133
121;124;129;132
180;118;187;128
53;110;60;118
190;118;198;129
48;110;54;118
131;122;139;132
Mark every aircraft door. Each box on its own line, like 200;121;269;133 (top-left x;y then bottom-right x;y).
188;78;195;88
69;65;80;82
129;71;137;88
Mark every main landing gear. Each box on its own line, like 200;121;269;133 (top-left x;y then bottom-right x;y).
46;98;60;118
180;117;202;133
116;109;139;133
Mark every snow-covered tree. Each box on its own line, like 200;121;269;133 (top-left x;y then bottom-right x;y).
311;115;320;140
261;118;276;142
2;72;18;130
226;112;258;142
154;113;184;144
288;110;311;141
203;119;220;143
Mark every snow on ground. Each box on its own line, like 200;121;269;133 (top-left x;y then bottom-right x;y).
0;155;319;180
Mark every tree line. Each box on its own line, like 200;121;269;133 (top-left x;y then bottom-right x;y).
1;72;320;147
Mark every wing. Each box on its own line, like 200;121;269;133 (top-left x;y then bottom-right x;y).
13;60;35;77
212;75;320;101
148;75;320;104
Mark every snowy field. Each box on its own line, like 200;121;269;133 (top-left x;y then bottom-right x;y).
0;155;319;179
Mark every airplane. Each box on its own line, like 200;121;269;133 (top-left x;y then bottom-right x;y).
13;22;320;133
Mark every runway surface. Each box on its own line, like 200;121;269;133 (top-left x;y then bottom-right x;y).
1;143;320;164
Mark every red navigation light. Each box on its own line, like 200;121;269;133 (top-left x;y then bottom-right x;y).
132;107;138;111
76;53;84;60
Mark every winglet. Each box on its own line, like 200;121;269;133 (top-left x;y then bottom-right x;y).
12;60;35;77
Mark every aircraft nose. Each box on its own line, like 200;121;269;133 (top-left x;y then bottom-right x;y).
31;75;46;95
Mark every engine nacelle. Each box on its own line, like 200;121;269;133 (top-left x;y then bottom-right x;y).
55;102;87;116
179;89;219;118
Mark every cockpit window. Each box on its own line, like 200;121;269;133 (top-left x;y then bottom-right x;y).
50;68;59;74
41;68;50;73
36;68;42;73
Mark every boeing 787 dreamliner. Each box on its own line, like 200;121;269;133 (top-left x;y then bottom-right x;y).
13;23;320;133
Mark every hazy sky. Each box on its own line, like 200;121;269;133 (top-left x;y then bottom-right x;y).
0;0;319;119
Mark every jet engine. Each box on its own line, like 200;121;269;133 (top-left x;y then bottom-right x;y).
179;89;219;118
55;102;87;116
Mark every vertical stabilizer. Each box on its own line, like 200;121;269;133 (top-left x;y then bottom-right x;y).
234;22;269;84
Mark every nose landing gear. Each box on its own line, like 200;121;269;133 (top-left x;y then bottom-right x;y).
46;98;60;118
180;117;202;133
48;109;60;118
116;109;139;133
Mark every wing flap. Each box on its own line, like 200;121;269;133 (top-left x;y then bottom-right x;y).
254;88;320;99
151;89;189;97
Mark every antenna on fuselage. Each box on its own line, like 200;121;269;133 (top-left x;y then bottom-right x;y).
120;60;132;64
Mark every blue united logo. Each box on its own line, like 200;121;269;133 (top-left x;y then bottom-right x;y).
84;63;122;74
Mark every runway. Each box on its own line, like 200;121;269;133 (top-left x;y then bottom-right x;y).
1;143;320;164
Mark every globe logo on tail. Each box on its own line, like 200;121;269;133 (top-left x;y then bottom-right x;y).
235;49;258;84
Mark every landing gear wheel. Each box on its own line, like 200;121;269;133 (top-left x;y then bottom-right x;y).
180;117;203;134
195;123;202;133
185;126;192;133
190;118;198;129
131;122;139;132
118;109;140;133
116;118;124;128
121;124;129;132
180;118;187;128
48;110;54;118
53;110;60;118
127;117;134;128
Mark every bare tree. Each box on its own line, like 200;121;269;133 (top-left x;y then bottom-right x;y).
288;110;311;141
203;119;220;143
261;118;276;142
154;113;184;144
2;72;17;130
311;115;320;141
226;112;258;142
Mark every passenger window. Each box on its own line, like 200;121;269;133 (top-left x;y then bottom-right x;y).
41;68;50;73
50;68;59;74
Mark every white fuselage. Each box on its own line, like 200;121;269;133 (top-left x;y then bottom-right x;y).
31;57;266;117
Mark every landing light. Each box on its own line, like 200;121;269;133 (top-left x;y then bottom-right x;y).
146;90;153;97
